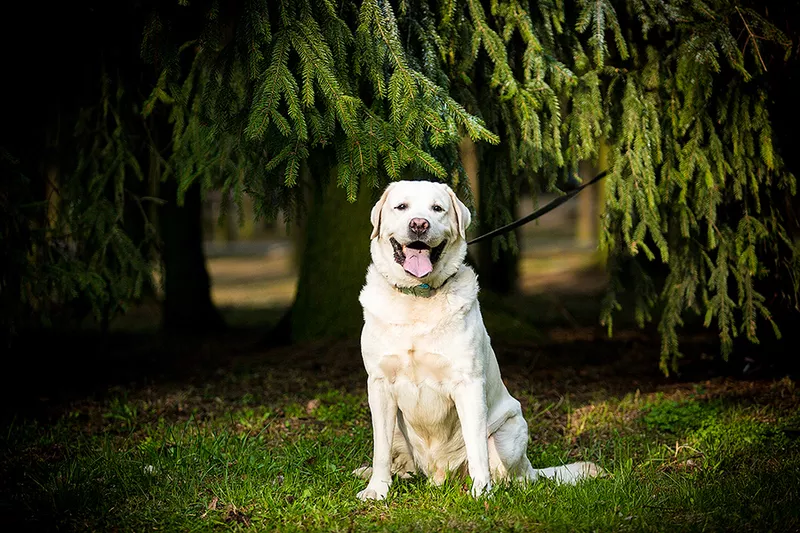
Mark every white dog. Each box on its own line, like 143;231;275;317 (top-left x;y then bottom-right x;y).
355;180;602;500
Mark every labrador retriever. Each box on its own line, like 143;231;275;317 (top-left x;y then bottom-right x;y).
356;180;601;500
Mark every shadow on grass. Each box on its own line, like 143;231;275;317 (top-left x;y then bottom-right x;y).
2;374;798;532
3;285;796;425
2;287;799;531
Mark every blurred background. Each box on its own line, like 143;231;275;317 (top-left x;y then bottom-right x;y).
188;176;604;316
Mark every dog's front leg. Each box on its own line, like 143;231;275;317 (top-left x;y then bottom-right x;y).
453;379;492;498
357;377;397;501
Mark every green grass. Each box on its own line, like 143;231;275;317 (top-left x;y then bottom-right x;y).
3;374;799;532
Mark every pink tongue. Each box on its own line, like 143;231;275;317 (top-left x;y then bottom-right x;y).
403;248;433;277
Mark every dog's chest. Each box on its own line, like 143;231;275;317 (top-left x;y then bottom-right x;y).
361;293;478;388
379;347;460;430
378;348;453;385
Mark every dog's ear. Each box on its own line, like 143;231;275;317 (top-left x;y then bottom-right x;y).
370;184;395;239
445;185;472;239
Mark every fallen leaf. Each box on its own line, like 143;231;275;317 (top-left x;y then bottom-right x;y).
201;496;219;518
306;399;321;414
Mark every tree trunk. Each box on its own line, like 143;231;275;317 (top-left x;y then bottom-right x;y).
160;180;226;333
476;146;520;295
576;161;596;248
477;226;519;294
458;136;480;213
289;171;374;341
595;141;611;264
224;190;239;243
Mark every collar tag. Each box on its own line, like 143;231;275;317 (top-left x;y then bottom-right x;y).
396;283;434;298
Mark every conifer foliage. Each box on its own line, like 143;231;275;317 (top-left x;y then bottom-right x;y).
140;0;797;372
2;74;157;338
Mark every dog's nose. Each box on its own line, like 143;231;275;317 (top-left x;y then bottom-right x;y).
408;217;430;236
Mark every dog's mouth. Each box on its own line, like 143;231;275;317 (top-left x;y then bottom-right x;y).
390;238;447;278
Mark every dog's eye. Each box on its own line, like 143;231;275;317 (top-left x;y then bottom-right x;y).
431;205;444;213
395;203;408;211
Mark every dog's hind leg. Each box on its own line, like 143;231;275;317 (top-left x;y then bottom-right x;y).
487;413;534;483
488;413;604;485
392;411;417;478
352;465;373;480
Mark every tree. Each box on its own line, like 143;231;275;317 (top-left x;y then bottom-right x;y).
160;179;227;332
138;0;797;372
0;1;228;342
0;3;160;342
289;169;376;341
145;81;226;334
140;0;495;343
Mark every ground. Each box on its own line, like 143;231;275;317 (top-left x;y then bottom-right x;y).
2;239;799;532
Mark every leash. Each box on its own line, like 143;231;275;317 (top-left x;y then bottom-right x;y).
466;170;608;246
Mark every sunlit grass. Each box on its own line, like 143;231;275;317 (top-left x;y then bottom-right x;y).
3;377;798;531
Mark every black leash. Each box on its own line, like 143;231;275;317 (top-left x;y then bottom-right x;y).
466;170;608;246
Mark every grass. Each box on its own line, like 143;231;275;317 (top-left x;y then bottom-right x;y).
2;273;798;532
3;352;799;532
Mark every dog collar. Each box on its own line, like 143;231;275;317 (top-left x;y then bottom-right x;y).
394;274;454;298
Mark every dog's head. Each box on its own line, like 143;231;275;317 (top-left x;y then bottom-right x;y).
369;180;471;288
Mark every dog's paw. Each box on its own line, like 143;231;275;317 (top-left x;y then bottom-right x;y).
352;466;373;480
357;482;390;501
580;461;606;478
470;478;493;499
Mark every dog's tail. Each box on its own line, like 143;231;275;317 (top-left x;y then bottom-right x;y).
527;461;605;485
355;461;605;484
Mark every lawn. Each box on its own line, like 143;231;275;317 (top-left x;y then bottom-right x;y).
2;296;799;532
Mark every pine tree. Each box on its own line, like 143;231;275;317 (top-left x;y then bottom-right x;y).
138;0;798;371
1;73;157;339
0;1;229;342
